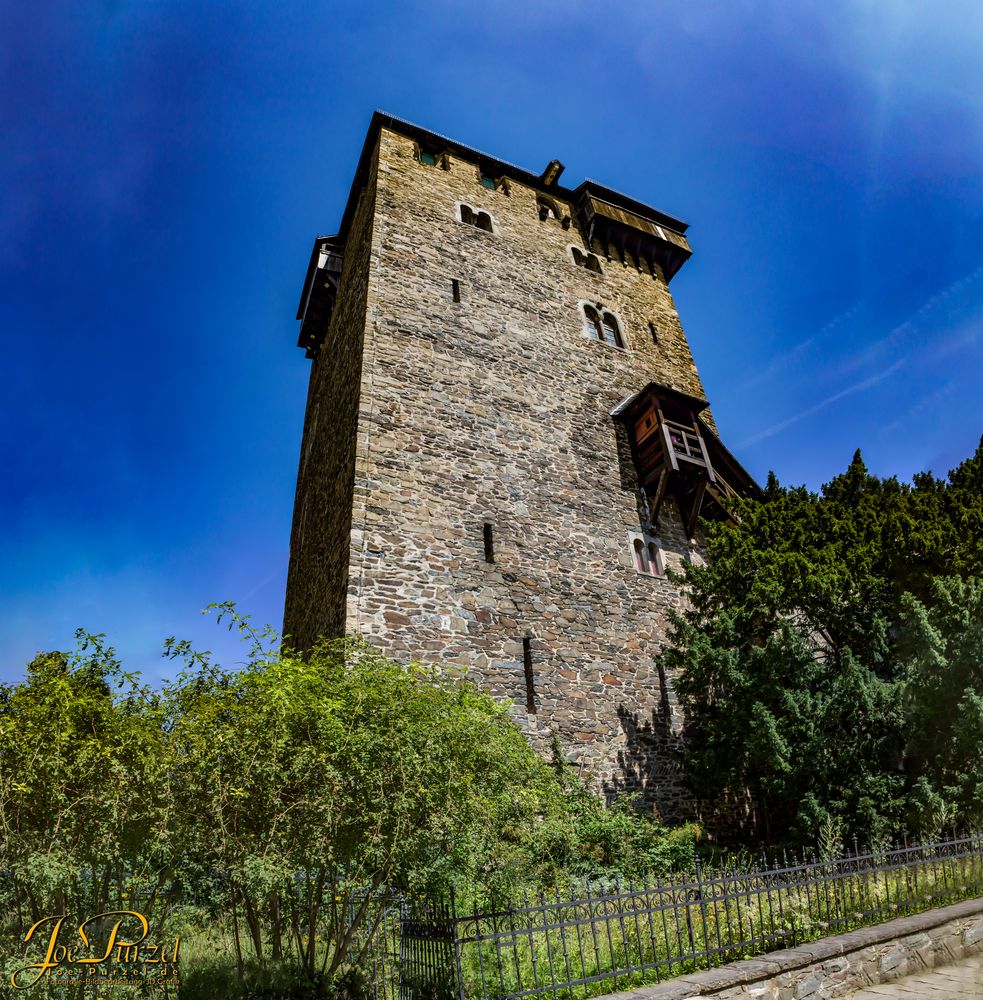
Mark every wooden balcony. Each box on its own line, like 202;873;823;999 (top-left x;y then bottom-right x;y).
296;236;345;358
615;382;761;536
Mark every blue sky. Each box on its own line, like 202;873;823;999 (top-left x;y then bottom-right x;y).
2;1;982;683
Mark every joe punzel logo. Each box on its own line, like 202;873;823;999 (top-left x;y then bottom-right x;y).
11;910;180;989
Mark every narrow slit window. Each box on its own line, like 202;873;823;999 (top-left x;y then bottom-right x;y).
483;522;495;563
649;322;659;345
522;637;536;713
452;279;461;302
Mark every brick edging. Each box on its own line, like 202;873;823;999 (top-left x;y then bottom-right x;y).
601;897;983;1000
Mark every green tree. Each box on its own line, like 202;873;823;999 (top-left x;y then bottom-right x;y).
0;636;172;929
165;608;558;984
902;576;983;833
664;440;983;845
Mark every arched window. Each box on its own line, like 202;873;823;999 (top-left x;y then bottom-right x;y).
601;312;623;347
629;531;666;577
582;304;603;341
537;196;570;228
648;541;664;576
460;204;493;233
571;247;603;274
582;304;623;347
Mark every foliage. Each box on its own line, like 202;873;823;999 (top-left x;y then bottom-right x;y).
663;438;983;844
901;575;983;832
0;637;173;928
165;608;558;982
0;607;717;995
486;737;701;892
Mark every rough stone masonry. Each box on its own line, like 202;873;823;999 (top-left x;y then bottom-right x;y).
283;113;759;821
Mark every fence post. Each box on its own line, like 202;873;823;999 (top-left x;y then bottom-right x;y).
450;887;466;1000
398;895;409;1000
694;857;711;965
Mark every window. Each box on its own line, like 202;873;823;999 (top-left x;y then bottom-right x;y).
478;172;509;194
581;304;623;348
451;279;461;302
417;146;448;169
601;313;622;347
571;246;603;274
459;204;493;232
537;195;570;227
522;637;536;713
483;522;495;562
629;531;665;577
648;322;659;345
583;304;602;341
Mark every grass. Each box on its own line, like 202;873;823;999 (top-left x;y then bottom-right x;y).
2;843;980;1000
452;855;983;1000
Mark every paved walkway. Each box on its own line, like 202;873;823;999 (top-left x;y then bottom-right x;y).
850;956;983;998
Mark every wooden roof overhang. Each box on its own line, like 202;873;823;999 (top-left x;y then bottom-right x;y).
297;235;344;358
574;191;692;282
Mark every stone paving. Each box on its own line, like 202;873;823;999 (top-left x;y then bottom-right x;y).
850;955;983;998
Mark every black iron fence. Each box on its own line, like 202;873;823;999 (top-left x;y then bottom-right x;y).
395;833;983;1000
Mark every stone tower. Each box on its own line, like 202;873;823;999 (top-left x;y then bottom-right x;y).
284;113;758;819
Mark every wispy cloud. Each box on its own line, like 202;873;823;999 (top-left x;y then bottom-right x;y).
880;377;960;436
741;359;906;448
741;299;865;389
835;262;983;376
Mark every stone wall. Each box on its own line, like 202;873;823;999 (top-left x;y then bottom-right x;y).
285;124;725;818
600;897;983;999
283;145;379;649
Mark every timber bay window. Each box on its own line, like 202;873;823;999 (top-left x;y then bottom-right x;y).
611;383;762;540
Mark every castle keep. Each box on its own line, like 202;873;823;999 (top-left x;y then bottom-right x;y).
284;113;759;819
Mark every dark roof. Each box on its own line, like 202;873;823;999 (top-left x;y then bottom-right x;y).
334;110;689;244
